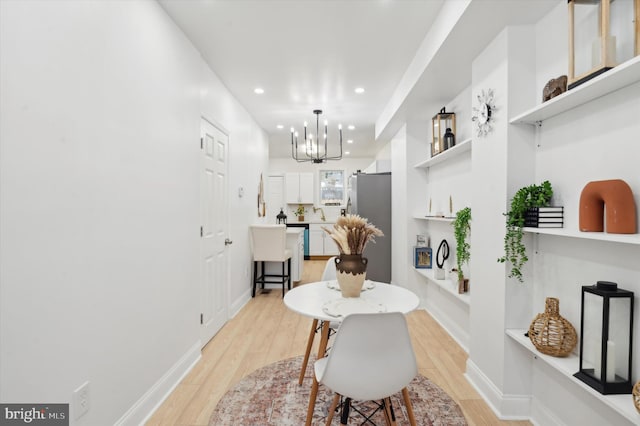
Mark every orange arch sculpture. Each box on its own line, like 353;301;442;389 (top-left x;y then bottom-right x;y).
579;179;637;234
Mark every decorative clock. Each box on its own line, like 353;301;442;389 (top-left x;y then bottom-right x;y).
472;88;496;137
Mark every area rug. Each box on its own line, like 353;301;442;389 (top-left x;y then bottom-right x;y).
209;355;468;425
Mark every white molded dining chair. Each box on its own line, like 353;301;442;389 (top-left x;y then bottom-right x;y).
298;256;339;385
314;312;418;426
249;225;292;297
321;256;337;280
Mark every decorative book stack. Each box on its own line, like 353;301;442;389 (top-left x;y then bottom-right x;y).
525;206;564;228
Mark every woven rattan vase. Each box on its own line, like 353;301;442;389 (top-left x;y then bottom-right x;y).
528;297;577;357
633;381;640;413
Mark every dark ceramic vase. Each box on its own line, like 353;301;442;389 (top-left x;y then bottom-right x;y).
334;254;368;297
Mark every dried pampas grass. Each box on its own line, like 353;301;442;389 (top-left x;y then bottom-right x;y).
323;214;384;255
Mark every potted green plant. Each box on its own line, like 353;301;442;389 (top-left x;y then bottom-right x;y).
293;204;306;222
453;207;471;292
498;180;553;282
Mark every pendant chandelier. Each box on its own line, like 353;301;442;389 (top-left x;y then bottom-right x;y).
291;109;342;163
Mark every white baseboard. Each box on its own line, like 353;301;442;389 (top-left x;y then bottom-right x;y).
530;398;566;426
115;342;201;426
422;305;469;353
464;359;531;420
230;289;251;318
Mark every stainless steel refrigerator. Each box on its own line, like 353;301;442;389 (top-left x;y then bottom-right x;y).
346;172;391;282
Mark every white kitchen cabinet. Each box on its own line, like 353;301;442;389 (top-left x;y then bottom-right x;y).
285;172;314;204
309;223;339;256
308;226;324;255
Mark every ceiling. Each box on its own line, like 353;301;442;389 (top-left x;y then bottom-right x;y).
158;0;445;159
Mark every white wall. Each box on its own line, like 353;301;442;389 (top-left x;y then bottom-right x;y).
0;1;268;424
375;142;392;161
524;5;640;425
464;9;640;424
390;125;408;290
464;25;538;418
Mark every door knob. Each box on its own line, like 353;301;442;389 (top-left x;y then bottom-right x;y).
225;238;233;245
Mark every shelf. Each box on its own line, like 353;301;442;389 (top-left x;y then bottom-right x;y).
506;329;640;424
510;56;640;125
523;227;640;245
413;215;455;223
413;138;472;169
414;268;470;306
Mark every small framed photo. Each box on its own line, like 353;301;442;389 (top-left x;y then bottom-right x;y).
416;234;428;247
414;246;432;269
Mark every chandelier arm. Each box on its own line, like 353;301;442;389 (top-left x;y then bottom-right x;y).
324;124;343;160
292;129;310;162
316;111;321;162
305;136;313;158
306;115;314;159
291;130;296;161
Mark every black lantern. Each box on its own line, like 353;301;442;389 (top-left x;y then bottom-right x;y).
276;208;287;224
574;281;634;394
431;107;456;157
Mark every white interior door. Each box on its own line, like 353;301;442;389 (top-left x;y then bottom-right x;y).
200;119;229;347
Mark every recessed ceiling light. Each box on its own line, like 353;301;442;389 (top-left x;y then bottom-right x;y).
345;151;351;155
277;124;284;129
354;87;365;94
347;139;353;144
254;87;264;94
348;125;355;130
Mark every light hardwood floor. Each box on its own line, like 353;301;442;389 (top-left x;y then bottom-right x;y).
146;260;531;425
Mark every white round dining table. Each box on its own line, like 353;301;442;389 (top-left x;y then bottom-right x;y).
284;280;420;426
284;280;420;322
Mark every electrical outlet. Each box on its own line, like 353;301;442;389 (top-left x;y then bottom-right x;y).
73;381;90;419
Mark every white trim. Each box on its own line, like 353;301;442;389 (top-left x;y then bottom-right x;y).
464;359;531;420
201;115;230;137
115;342;201;426
230;289;251;318
530;397;567;426
422;306;469;353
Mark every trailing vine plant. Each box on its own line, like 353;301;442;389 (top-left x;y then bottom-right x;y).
498;180;553;282
453;207;471;282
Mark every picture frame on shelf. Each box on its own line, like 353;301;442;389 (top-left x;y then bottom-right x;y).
414;246;432;269
416;234;429;247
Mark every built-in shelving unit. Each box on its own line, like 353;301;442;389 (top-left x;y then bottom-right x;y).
413;215;455;223
523;227;640;245
414;267;470;305
510;56;640;125
506;329;640;424
413;138;472;169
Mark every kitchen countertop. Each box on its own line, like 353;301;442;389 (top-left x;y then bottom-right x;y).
286;221;337;225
